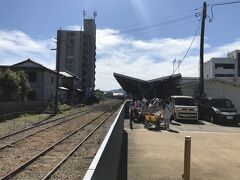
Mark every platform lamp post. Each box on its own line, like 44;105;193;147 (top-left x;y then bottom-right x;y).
51;29;61;115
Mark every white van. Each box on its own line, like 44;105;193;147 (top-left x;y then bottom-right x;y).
170;96;198;121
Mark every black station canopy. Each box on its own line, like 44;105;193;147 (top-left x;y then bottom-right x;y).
113;73;182;99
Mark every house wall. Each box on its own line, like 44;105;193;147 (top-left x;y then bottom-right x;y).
27;70;44;101
43;71;56;101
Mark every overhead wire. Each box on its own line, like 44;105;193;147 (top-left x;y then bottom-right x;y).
172;1;240;74
96;20;198;40
122;20;198;36
97;7;202;39
121;14;196;35
209;0;240;22
117;8;199;31
173;21;201;74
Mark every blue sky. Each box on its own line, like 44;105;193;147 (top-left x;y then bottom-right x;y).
1;0;240;90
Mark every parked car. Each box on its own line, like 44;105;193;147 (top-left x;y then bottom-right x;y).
170;96;198;121
197;97;240;124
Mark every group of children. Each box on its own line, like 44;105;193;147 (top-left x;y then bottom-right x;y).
130;97;174;130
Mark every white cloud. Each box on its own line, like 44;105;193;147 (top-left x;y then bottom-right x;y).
1;28;240;91
0;30;56;68
95;30;240;90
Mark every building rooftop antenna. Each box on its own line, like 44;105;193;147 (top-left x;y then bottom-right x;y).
83;9;87;20
93;11;97;20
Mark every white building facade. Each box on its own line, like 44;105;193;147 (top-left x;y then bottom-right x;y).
204;50;240;82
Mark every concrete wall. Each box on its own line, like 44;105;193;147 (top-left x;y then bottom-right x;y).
83;103;125;180
0;101;48;120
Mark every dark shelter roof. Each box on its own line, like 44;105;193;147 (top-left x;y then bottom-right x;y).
113;73;182;99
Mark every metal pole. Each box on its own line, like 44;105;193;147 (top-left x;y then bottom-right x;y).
199;2;207;97
183;136;191;180
54;30;61;114
173;59;176;74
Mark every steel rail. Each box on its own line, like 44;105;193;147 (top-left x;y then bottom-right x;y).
42;106;119;180
0;104;120;180
0;104;113;151
0;104;109;141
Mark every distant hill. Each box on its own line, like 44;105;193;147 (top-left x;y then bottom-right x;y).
110;88;125;93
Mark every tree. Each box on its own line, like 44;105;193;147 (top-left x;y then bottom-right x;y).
17;71;30;101
0;69;30;101
1;69;20;101
93;89;105;102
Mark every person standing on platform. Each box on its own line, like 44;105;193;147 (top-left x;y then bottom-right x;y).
163;99;173;130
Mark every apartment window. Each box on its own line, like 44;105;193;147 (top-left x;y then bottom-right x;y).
215;74;234;77
66;60;73;65
66;46;74;56
66;63;73;71
83;70;87;76
68;32;75;37
27;72;37;82
68;39;74;45
51;76;54;84
215;63;235;69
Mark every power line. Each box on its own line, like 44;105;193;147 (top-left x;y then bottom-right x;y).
97;20;196;39
96;20;197;40
118;8;199;31
209;0;240;22
173;21;201;74
210;0;240;6
122;20;197;36
121;14;196;35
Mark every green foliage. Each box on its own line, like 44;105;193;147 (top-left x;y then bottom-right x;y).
17;71;30;101
1;69;20;100
44;101;55;112
58;103;72;113
85;89;105;105
94;89;105;101
44;101;72;114
0;69;30;101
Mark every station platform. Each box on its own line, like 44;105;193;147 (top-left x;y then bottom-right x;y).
118;119;240;180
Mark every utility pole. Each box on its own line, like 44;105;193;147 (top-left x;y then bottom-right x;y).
54;30;61;114
199;1;207;97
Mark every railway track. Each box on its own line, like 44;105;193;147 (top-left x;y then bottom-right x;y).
0;103;115;151
0;101;121;179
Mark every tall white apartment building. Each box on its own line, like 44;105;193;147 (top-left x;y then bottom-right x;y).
57;18;96;94
204;50;240;81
